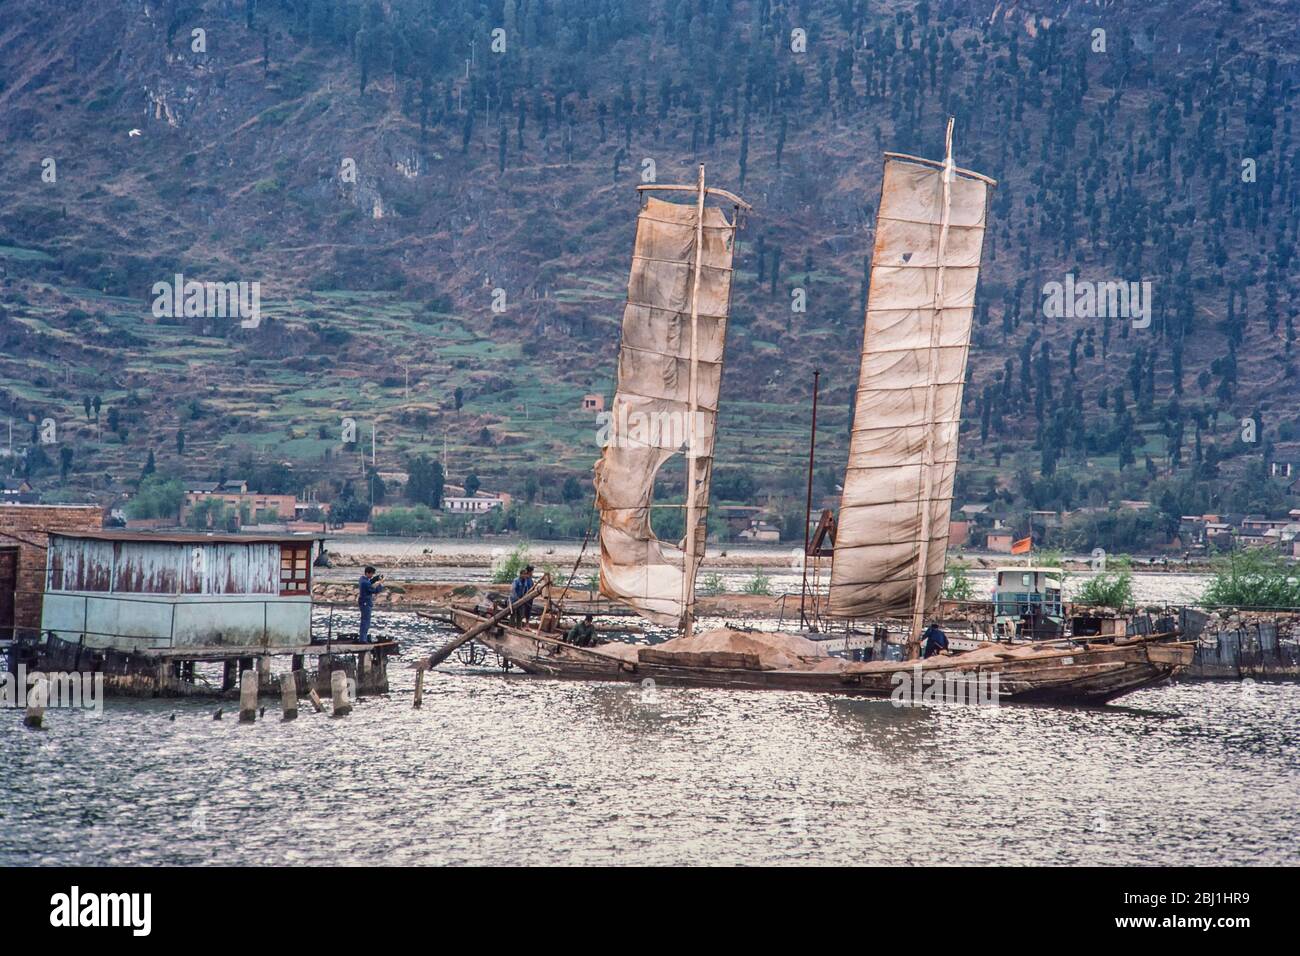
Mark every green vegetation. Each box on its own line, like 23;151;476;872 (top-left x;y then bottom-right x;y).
1076;556;1135;609
1202;550;1300;609
490;543;534;585
124;477;183;520
370;505;442;536
700;572;726;595
941;561;975;602
741;570;772;596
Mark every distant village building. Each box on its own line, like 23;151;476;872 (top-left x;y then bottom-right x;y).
443;493;507;513
581;394;605;412
737;520;780;543
717;505;765;536
986;531;1014;553
1240;516;1291;536
0;478;36;503
40;531;323;652
182;490;298;527
0;504;105;643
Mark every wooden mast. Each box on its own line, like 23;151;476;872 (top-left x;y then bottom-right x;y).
799;368;821;629
905;117;956;660
682;163;706;638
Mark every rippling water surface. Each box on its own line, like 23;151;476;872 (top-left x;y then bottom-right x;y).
3;615;1297;866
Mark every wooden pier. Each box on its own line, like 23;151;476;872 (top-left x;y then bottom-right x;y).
28;634;399;699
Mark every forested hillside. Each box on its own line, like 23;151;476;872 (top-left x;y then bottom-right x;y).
1;0;1297;547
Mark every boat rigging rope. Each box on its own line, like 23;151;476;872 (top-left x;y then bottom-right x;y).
555;503;599;611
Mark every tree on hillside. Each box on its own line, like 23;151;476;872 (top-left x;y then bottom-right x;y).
141;449;156;480
127;477;184;521
406;454;445;509
59;446;73;480
464;473;481;497
176;429;186;456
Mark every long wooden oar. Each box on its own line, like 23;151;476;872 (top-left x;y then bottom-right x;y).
425;576;550;668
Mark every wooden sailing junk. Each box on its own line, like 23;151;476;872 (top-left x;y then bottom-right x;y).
444;133;1194;705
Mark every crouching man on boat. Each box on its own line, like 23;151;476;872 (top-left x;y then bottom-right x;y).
565;614;598;647
511;565;537;627
921;622;950;659
358;566;384;643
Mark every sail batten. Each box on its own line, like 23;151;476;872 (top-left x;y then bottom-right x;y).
595;181;741;628
829;129;991;624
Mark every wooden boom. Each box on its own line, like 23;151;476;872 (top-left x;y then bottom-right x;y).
424;576;550;669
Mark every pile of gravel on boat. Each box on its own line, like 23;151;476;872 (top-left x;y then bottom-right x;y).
635;628;832;670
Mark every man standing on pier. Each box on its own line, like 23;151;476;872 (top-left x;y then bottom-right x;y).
358;566;384;643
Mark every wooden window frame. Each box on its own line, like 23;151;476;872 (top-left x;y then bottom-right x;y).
279;544;312;596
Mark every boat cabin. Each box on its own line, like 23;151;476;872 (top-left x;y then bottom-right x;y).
992;566;1064;640
40;530;324;652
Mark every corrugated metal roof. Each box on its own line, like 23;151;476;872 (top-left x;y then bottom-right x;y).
49;530;325;545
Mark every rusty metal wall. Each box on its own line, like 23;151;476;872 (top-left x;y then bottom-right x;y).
48;536;115;591
47;537;279;595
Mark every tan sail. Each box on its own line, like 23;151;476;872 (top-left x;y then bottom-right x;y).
829;123;993;630
594;169;746;628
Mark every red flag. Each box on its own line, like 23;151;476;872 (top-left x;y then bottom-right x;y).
1011;536;1032;555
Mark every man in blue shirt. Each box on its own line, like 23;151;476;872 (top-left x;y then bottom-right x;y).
511;565;536;627
358;566;384;643
921;622;949;659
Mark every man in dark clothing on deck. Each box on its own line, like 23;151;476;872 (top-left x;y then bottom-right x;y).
511;566;536;627
358;566;384;643
921;622;949;659
565;614;597;647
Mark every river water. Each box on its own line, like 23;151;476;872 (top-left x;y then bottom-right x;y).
3;610;1297;866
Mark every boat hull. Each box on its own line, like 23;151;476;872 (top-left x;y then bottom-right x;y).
447;610;1193;705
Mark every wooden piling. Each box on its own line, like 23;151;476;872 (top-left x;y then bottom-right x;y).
280;670;298;720
413;663;425;708
330;669;351;717
239;669;258;723
308;688;325;713
222;658;238;692
23;673;48;729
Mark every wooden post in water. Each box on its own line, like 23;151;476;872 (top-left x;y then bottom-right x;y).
280;671;298;720
23;673;48;729
239;669;258;723
413;663;425;708
308;687;325;713
330;669;351;717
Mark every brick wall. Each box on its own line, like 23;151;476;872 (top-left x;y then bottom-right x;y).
0;504;104;639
